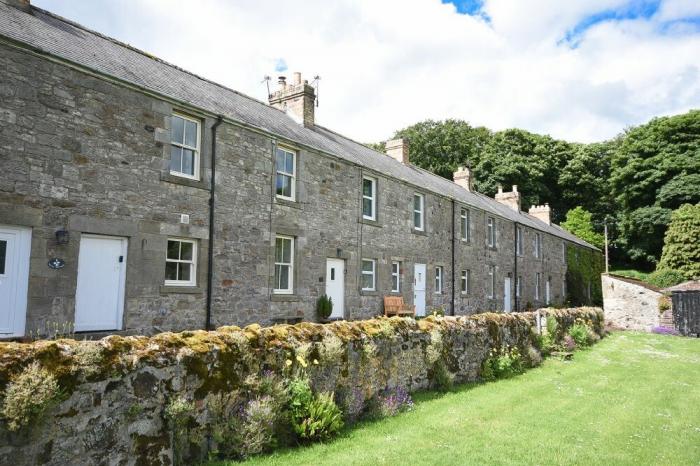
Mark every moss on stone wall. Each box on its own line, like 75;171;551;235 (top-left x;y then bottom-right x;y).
0;308;604;465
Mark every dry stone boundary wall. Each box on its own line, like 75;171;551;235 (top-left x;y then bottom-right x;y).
0;307;604;465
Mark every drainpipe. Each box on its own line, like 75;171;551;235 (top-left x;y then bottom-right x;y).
451;199;456;316
514;221;519;312
205;115;224;331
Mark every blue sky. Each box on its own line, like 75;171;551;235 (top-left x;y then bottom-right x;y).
33;0;700;143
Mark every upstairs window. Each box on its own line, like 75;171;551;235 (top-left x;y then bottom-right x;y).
535;233;542;259
170;114;200;179
274;236;294;294
435;266;443;294
516;227;523;255
413;193;425;231
562;242;567;263
165;239;197;286
275;147;296;200
487;217;496;248
362;259;376;291
391;261;400;292
362;177;377;221
460;209;470;242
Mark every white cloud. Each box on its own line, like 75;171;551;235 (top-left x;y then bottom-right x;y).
33;0;700;143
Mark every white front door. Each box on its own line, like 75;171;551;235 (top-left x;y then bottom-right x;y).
0;225;31;337
325;258;345;319
504;277;512;313
75;235;127;331
414;263;426;317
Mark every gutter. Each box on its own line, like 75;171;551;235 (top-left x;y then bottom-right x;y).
514;221;519;312
205;115;224;331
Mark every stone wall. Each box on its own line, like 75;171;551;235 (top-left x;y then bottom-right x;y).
0;307;604;465
602;274;664;331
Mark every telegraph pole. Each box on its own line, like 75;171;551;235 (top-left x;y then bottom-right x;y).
604;220;609;274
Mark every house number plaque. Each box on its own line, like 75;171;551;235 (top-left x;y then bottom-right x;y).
48;258;65;269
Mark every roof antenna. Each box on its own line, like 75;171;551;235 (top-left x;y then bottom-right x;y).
311;75;321;107
261;75;271;98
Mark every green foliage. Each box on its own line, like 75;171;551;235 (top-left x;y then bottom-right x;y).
1;362;61;431
292;391;343;441
385;110;700;269
481;346;524;381
647;269;687;288
316;295;333;320
565;246;604;306
238;396;278;457
561;207;604;249
431;360;454;392
657;203;700;280
287;378;314;422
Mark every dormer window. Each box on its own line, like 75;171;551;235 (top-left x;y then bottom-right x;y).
275;146;296;201
170;114;200;179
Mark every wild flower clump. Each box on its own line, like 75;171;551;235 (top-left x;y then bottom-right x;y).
652;326;680;336
373;386;414;417
567;318;597;348
481;345;524;381
1;362;61;431
238;396;278;457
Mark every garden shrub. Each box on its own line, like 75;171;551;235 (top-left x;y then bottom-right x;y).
316;295;333;320
1;362;61;431
481;346;524;381
287;377;343;442
647;268;687;288
567;319;595;348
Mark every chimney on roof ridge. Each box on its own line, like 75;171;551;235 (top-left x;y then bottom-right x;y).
529;203;551;225
385;138;409;164
495;184;521;212
1;0;30;12
453;166;474;192
269;72;315;127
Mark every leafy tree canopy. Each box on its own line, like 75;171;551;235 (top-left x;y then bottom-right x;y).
657;203;700;280
561;207;605;249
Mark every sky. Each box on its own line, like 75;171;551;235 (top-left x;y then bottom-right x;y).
33;0;700;143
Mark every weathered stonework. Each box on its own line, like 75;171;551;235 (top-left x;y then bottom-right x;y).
602;274;665;331
0;3;602;337
0;307;605;465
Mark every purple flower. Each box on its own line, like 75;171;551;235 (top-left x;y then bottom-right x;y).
652;326;680;336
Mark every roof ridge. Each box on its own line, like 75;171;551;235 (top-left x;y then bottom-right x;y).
30;5;278;113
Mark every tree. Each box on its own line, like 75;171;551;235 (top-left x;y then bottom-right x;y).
616;206;672;268
561;207;604;249
657;203;700;280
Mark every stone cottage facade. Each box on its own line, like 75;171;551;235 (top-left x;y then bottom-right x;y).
0;0;600;337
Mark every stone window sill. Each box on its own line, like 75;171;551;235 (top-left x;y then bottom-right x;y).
360;290;379;296
274;197;303;210
160;172;210;190
359;218;382;228
270;293;301;302
160;285;203;294
411;228;428;237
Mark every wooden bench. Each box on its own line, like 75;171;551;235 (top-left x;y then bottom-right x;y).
383;296;415;317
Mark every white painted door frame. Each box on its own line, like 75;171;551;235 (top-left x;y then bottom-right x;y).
414;263;426;317
74;234;128;332
504;277;512;313
0;225;32;337
325;258;345;319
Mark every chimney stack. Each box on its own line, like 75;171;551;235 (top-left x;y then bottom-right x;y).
529;203;551;225
453;166;474;192
269;72;315;127
495;185;521;212
1;0;30;11
385;138;409;164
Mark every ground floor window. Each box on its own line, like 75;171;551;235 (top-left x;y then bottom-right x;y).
488;265;495;298
165;238;197;286
435;266;443;294
362;259;376;291
536;272;542;300
461;270;470;294
274;236;294;294
391;261;400;292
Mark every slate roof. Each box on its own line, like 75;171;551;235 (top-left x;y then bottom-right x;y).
0;3;597;250
664;280;700;292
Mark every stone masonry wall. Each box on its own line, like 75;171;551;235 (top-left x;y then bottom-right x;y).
1;40;594;337
602;274;663;331
0;307;604;465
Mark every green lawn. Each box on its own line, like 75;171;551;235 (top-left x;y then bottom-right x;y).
610;269;653;282
218;332;700;466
